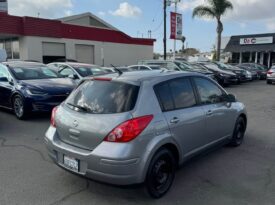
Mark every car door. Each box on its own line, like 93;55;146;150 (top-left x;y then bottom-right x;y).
154;77;208;156
192;77;235;143
0;65;13;107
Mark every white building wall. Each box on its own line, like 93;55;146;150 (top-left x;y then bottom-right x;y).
19;36;153;66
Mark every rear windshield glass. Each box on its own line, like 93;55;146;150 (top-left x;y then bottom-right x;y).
66;80;139;114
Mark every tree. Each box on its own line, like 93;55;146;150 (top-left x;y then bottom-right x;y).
183;48;200;56
192;0;233;61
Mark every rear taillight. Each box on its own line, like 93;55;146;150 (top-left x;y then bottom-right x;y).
267;70;273;75
51;106;58;127
104;115;154;143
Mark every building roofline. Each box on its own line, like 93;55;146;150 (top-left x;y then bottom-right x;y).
0;13;155;46
58;12;119;31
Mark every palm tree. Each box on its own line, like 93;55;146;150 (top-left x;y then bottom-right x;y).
192;0;233;61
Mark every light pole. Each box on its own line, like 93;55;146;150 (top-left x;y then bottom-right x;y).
163;0;167;60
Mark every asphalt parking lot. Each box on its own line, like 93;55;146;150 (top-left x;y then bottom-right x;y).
0;80;275;205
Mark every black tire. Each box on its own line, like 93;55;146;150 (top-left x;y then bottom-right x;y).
145;148;176;199
229;117;246;147
13;95;28;120
267;80;272;84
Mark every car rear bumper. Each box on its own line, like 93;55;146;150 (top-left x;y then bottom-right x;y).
267;76;275;82
45;126;144;185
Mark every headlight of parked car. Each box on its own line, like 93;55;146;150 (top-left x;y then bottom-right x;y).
26;89;48;96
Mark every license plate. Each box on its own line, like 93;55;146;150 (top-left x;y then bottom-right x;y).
63;155;79;172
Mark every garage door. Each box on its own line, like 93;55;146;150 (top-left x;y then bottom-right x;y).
42;42;65;56
42;42;66;64
75;44;94;64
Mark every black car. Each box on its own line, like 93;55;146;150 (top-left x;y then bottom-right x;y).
239;63;268;80
213;62;248;83
197;62;238;86
0;61;76;119
236;65;259;80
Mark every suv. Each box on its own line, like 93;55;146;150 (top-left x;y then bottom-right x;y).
45;71;247;198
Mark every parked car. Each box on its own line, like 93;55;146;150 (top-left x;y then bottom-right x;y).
102;66;135;73
0;61;76;119
45;70;247;198
197;62;238;86
139;60;215;79
267;67;275;84
128;65;166;71
48;62;107;82
239;63;268;80
236;65;258;80
213;62;248;82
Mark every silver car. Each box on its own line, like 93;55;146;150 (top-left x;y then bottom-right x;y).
45;71;247;198
267;67;275;84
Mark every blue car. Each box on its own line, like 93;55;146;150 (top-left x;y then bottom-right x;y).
0;61;76;119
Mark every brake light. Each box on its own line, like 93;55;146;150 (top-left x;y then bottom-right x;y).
267;70;273;75
104;115;154;143
51;106;58;127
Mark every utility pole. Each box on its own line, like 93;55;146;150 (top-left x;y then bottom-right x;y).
163;0;167;60
148;30;152;38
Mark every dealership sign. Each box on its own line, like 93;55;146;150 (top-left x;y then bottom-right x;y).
240;37;273;45
0;0;7;13
170;12;182;40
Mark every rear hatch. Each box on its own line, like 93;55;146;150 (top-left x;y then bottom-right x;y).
55;79;140;150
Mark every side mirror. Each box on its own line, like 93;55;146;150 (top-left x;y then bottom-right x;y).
0;76;8;82
226;94;237;103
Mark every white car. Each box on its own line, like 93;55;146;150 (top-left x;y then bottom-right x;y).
128;65;167;71
48;62;107;81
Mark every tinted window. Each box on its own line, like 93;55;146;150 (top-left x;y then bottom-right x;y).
129;66;139;71
155;78;196;111
73;66;105;77
139;66;150;71
66;81;139;114
194;77;224;104
10;66;60;80
155;83;174;111
170;78;196;109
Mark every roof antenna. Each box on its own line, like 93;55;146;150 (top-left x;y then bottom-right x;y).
111;64;123;76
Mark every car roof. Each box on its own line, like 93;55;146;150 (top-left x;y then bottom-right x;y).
90;70;203;85
50;62;98;67
3;61;45;68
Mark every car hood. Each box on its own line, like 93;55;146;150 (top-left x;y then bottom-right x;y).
19;78;76;95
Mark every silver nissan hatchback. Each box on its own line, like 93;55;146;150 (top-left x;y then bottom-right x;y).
45;71;247;198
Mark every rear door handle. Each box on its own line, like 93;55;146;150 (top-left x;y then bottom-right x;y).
206;110;213;116
170;117;180;124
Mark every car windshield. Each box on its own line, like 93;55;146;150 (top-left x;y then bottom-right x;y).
191;64;209;71
66;80;139;114
10;65;60;80
174;62;193;71
73;65;105;77
215;62;229;70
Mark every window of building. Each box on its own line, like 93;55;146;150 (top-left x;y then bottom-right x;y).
0;38;20;60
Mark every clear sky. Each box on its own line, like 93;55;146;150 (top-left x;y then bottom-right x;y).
7;0;275;53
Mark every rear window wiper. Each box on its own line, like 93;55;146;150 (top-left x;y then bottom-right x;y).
67;103;89;112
